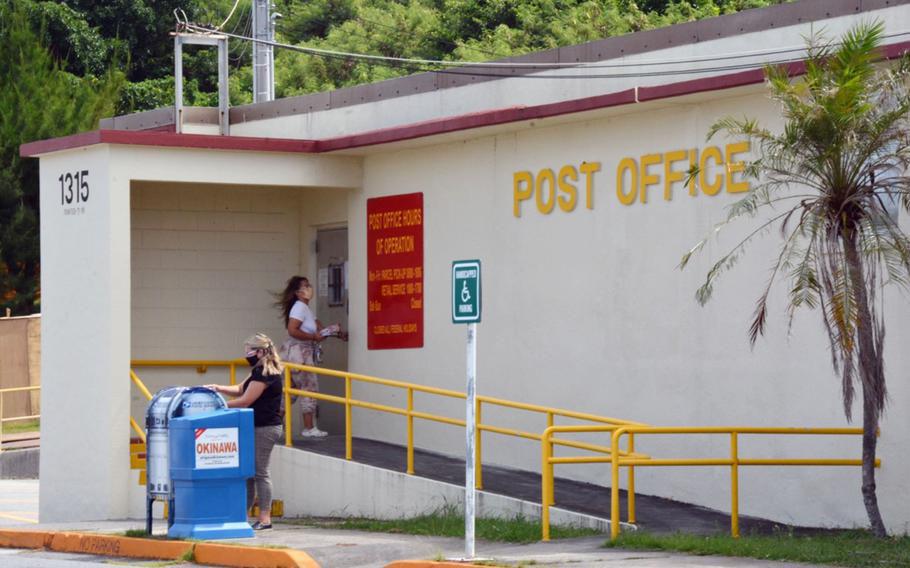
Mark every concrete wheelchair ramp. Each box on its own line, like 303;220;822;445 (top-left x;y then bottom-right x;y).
272;435;806;536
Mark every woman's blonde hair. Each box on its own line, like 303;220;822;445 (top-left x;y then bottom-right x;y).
244;333;283;376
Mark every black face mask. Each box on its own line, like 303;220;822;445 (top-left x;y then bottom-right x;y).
246;355;259;366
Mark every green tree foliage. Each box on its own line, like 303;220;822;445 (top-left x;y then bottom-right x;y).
272;0;789;95
65;0;205;81
0;2;124;314
680;22;910;536
21;0;111;76
0;0;789;314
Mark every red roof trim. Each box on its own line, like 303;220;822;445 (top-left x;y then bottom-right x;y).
20;39;910;159
20;129;318;157
638;68;768;103
20;131;104;157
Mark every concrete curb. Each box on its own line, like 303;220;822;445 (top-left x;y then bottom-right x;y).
0;529;320;567
195;542;320;568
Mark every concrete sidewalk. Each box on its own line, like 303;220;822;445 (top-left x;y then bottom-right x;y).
0;481;838;567
10;518;837;568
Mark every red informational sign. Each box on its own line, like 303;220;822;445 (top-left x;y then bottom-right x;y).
367;193;424;349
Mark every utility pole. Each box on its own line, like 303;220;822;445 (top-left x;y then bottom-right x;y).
252;0;275;102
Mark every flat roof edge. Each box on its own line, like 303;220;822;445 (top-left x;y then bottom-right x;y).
20;39;910;158
20;129;319;157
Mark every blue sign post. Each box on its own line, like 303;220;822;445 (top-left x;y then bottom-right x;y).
452;259;481;560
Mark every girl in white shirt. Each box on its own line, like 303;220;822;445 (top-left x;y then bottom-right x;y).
275;275;345;437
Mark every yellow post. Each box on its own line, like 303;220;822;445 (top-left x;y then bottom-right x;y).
230;363;236;386
730;432;740;538
475;399;482;489
541;428;552;541
546;412;554;506
284;368;292;447
406;388;414;475
627;432;636;524
610;429;622;540
345;375;353;460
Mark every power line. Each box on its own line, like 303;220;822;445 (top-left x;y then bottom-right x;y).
182;21;910;78
217;0;243;30
189;21;809;69
181;22;794;79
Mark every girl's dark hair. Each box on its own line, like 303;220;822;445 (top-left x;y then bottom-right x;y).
273;275;309;326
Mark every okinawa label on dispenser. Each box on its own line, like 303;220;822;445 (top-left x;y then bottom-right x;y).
194;427;240;469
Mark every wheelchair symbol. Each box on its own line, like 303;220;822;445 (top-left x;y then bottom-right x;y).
461;281;471;303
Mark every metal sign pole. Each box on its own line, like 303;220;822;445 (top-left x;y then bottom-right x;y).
452;259;481;561
465;322;477;560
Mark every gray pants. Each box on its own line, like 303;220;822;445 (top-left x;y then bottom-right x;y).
247;424;283;515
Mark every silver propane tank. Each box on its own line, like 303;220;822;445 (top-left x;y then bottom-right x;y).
146;387;184;499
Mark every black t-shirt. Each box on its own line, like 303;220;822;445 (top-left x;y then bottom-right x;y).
242;366;284;427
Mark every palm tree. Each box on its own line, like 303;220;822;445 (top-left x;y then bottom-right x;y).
680;21;910;537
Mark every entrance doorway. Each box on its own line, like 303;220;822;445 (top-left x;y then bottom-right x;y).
314;227;348;434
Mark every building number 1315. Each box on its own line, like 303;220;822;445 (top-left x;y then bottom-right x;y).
59;170;89;205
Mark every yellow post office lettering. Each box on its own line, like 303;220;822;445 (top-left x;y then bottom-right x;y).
536;168;557;214
616;157;638;206
579;161;601;209
725;140;750;193
513;171;533;217
557;165;579;212
688;148;698;196
664;150;688;201
699;146;724;196
639;153;662;204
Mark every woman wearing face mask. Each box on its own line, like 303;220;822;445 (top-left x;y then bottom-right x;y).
206;333;283;531
274;275;346;438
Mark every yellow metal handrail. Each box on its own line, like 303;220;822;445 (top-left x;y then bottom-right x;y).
130;360;874;543
0;385;41;453
279;361;645;485
129;362;240;443
131;359;643;488
539;424;876;541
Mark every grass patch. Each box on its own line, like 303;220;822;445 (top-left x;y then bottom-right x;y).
2;419;39;435
285;506;600;543
179;548;195;563
604;529;910;567
118;529;178;541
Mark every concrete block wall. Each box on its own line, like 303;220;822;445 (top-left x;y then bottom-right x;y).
126;181;349;460
130;182;306;358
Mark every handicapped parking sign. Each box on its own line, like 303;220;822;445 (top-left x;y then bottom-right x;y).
452;260;481;323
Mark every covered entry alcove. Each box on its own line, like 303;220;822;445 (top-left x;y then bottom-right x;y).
22;131;361;521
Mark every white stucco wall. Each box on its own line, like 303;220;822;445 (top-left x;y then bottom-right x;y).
344;89;910;532
39;146;131;522
37;145;358;521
